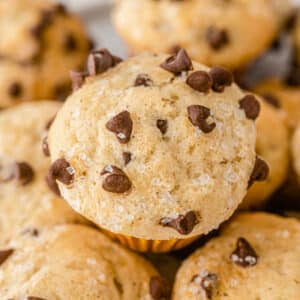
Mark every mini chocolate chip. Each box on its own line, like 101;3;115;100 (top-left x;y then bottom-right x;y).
187;105;216;133
64;33;77;52
200;273;218;299
248;156;269;188
9;82;23;98
134;74;153;87
70;70;87;91
186;71;212;93
149;276;171;300
230;237;258;267
101;165;131;193
42;136;50;157
87;49;122;76
106;111;133;144
160;48;193;74
205;26;229;50
0;249;14;266
48;158;74;186
14;162;35;186
239;95;260;120
156;119;168;135
209;66;233;92
122;152;132;166
159;211;198;235
45;116;55;131
262;93;281;109
22;228;39;237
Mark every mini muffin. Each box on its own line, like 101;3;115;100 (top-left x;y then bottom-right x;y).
173;212;300;300
48;48;264;252
292;124;300;184
0;0;91;108
0;224;168;300
255;79;300;130
241;98;289;209
0;101;86;244
113;0;287;69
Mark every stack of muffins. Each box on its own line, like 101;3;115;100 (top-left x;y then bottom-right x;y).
0;0;300;299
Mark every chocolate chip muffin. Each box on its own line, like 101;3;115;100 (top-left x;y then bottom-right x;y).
173;212;300;300
48;48;263;252
0;101;86;245
0;0;91;108
0;224;169;300
255;79;300;130
241;98;289;209
113;0;287;69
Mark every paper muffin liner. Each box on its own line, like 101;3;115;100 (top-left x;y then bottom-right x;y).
103;229;199;253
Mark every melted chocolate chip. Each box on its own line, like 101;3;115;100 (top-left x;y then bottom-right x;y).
239;95;260;120
47;159;74;195
122;152;132;166
87;49;122;76
70;70;87;91
0;249;14;266
248;156;269;188
186;71;212;93
149;276;171;300
159;211;198;235
42;136;50;157
262;93;281;109
14;162;35;185
64;33;78;52
187;105;216;133
209;66;233;92
101;165;131;193
134;74;153;87
9;82;23;98
156;119;168;135
160;48;193;74
230;237;258;267
205;26;229;50
200;273;218;299
106;111;133;144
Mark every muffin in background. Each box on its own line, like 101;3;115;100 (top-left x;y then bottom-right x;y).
48;48;265;252
0;0;91;108
173;212;300;299
113;0;290;69
0;224;166;299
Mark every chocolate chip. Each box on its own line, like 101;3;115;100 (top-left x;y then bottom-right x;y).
106;111;133;144
87;49;122;76
8;82;23;98
22;228;39;237
0;249;14;266
239;95;260;120
64;33;77;52
42;136;50;157
149;276;171;300
160;48;193;74
209;66;233;92
156;119;168;135
248;156;269;188
122;152;132;166
14;162;35;185
70;70;87;91
159;211;198;235
187;105;216;133
47;159;74;195
134;74;153;87
101;165;131;193
200;273;218;299
230;237;258;267
186;71;212;93
205;26;229;50
262;93;281;109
